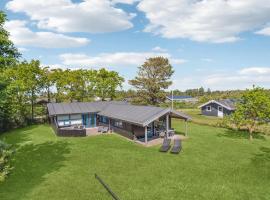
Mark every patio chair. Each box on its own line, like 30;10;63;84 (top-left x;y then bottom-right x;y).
170;139;182;154
98;126;103;132
159;138;171;152
102;126;109;133
79;125;84;129
168;130;175;137
159;131;166;138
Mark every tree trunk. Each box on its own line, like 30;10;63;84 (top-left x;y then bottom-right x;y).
31;90;34;123
47;87;51;103
249;127;253;141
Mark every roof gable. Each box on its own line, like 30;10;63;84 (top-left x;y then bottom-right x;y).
198;99;236;110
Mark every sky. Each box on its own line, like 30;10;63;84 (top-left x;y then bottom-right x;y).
1;0;270;91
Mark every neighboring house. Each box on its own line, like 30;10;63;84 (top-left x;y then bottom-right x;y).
198;99;236;118
166;95;198;103
47;101;191;143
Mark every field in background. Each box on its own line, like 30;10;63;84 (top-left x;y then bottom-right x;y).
180;108;270;135
0;122;269;200
179;108;222;126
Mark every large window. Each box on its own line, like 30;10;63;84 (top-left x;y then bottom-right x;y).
114;120;123;128
57;115;70;126
100;116;108;124
70;114;82;125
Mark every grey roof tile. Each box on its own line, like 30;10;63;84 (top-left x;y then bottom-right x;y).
47;101;190;126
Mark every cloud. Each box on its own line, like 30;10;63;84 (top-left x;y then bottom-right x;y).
256;27;270;36
112;0;140;4
4;20;90;48
6;0;135;33
203;67;270;90
152;46;168;52
137;0;270;43
239;67;270;75
59;51;186;68
18;47;29;52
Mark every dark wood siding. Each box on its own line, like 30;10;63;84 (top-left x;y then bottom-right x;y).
201;102;234;117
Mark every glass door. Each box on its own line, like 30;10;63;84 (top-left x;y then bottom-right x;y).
82;113;96;128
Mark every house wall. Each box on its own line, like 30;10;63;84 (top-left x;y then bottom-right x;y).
201;103;233;117
50;116;86;137
97;116;152;138
50;112;171;139
57;114;82;127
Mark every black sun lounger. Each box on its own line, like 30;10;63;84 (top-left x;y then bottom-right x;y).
170;139;182;154
159;138;171;152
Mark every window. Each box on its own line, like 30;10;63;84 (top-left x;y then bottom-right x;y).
218;106;223;112
206;106;211;111
114;120;123;128
99;116;108;124
57;115;70;126
101;116;108;124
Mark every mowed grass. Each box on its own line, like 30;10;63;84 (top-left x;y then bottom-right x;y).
179;108;223;126
0;121;270;200
180;108;270;135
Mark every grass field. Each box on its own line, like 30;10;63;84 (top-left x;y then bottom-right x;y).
179;108;223;126
0;121;270;200
180;108;270;135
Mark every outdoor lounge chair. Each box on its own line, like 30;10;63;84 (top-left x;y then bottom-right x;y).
98;126;103;132
159;138;171;152
170;139;182;154
102;126;109;133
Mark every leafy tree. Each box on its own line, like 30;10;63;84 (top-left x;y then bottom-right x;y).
95;68;124;101
0;11;20;69
65;69;88;102
229;86;270;140
0;11;20;131
40;67;55;103
4;60;43;122
50;68;67;102
129;57;174;105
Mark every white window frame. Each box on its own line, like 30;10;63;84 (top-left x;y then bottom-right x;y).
206;106;211;112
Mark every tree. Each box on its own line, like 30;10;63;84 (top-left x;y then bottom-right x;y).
229;86;270;140
65;69;88;102
4;60;43;122
129;57;174;105
95;68;124;100
0;11;20;132
40;67;55;103
0;11;20;69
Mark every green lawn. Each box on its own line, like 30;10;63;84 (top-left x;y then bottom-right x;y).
179;108;223;126
180;108;270;135
0;121;270;200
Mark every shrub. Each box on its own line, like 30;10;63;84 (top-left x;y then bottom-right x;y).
0;140;14;182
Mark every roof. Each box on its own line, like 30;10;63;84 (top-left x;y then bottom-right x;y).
47;101;191;127
166;95;195;100
198;99;236;110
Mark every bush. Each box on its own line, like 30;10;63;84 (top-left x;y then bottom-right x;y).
0;140;14;182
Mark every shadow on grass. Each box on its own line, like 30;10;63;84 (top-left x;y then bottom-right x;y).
0;125;42;146
0;140;70;200
175;131;186;136
251;147;270;168
217;129;265;140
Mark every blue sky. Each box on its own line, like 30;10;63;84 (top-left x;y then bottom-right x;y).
1;0;270;91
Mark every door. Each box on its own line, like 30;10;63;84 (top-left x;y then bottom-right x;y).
217;106;223;118
82;114;96;128
147;122;154;138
